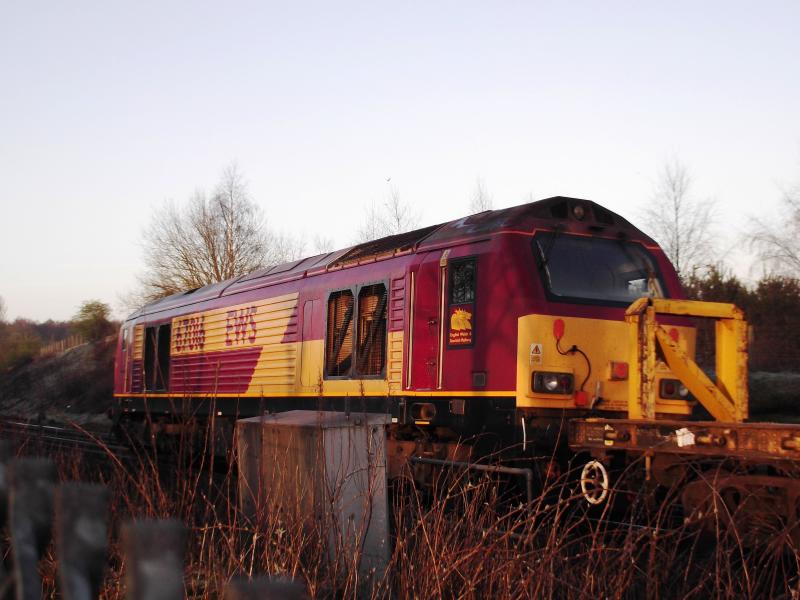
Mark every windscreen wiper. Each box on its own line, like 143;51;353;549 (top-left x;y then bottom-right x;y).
536;225;564;272
616;234;659;297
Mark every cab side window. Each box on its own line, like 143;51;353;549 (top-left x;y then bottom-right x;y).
450;259;476;304
448;258;477;347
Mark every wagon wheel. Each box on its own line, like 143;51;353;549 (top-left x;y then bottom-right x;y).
580;460;610;506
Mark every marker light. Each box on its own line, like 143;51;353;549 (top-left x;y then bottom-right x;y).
574;390;589;407
660;378;691;400
609;361;629;381
553;319;565;341
533;372;574;394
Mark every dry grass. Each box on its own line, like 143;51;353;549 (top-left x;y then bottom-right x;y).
8;421;800;599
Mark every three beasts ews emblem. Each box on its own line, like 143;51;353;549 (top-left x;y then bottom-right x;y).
448;307;473;346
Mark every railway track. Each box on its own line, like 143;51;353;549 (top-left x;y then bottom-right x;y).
0;418;131;460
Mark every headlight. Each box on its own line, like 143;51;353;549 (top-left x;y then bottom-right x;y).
532;372;574;394
543;374;560;391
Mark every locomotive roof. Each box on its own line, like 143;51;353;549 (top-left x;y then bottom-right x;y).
130;196;650;319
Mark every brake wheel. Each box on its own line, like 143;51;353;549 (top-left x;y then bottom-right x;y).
580;459;610;506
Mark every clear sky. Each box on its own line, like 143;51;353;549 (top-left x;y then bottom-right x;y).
1;1;798;321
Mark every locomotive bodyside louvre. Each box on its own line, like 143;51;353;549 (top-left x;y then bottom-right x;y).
167;292;300;396
124;324;143;394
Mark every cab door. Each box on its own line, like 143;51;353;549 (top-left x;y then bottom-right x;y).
411;251;446;389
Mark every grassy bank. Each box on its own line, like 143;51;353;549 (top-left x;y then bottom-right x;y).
7;424;799;600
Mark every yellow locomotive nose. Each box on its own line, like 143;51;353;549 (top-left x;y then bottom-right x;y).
515;309;697;417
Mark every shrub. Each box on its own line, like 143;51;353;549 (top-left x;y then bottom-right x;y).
71;300;114;342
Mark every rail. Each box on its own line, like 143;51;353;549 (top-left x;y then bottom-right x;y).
0;420;130;460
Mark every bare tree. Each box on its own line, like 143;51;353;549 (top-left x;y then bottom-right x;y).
267;230;306;265
356;185;421;243
312;234;335;254
642;158;716;279
356;201;387;244
750;180;800;276
137;164;300;303
469;177;494;213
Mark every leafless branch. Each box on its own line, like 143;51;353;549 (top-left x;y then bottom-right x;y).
642;158;716;278
750;181;800;276
469;177;494;213
135;164;303;305
312;234;335;254
356;185;420;243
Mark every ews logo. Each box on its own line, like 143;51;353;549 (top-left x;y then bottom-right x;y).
226;306;257;345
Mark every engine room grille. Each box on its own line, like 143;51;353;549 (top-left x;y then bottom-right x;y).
325;290;354;376
357;284;388;376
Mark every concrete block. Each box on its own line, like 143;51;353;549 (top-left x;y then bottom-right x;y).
237;410;390;584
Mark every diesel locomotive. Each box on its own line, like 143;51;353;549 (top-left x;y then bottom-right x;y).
114;196;699;461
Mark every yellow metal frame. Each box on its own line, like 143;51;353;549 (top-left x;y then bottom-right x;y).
625;298;748;422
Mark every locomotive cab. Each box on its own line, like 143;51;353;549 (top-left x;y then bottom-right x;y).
513;198;697;422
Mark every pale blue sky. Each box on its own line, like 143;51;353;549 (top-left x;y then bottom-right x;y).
1;1;798;321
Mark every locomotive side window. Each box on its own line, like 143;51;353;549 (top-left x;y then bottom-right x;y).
448;258;477;347
325;290;355;377
356;284;388;376
144;324;171;391
450;259;476;304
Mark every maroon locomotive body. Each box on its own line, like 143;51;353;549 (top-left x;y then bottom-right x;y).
114;197;689;460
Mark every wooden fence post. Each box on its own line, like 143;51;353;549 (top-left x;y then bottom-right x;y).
7;458;57;600
0;442;13;596
224;576;308;600
122;519;186;600
55;483;109;600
